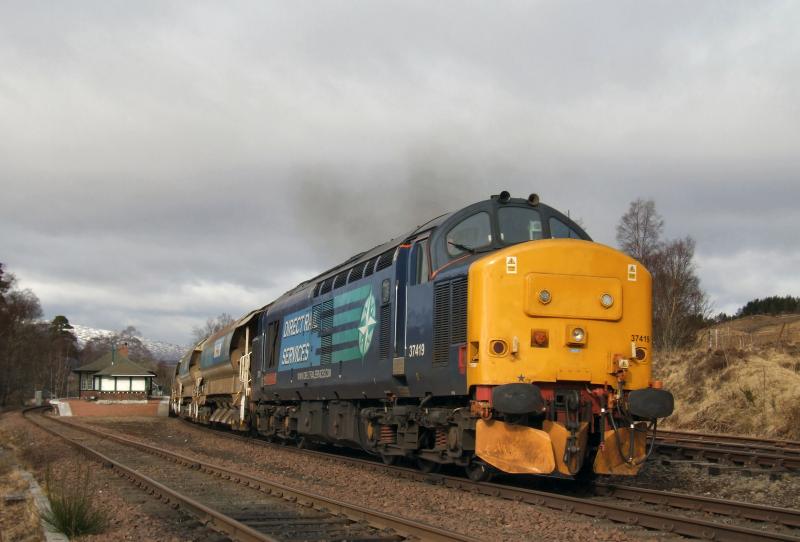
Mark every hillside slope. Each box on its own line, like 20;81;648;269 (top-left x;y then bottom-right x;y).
654;341;800;440
70;324;186;363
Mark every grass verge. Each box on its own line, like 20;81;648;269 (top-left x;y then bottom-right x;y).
42;461;110;537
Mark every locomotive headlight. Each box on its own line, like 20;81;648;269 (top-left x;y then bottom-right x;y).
567;326;586;346
538;289;552;304
600;293;614;308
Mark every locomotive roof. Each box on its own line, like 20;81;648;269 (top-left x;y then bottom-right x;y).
281;194;584;299
225;193;587;320
280;211;452;299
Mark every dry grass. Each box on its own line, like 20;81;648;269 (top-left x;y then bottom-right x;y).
654;342;800;439
0;452;43;542
42;462;110;538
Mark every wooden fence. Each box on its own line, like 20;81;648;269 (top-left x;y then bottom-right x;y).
699;315;800;350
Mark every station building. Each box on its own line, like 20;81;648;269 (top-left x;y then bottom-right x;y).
73;344;156;400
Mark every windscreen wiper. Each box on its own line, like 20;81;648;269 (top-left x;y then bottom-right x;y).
447;240;476;254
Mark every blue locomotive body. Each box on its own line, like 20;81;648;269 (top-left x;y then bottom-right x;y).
252;233;470;404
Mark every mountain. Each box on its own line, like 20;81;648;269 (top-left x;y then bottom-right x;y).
69;324;187;363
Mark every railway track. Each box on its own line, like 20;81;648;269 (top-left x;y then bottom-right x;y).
653;430;800;475
151;417;800;541
23;408;476;542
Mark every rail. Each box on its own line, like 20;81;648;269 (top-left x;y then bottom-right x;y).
653;430;800;473
24;408;476;542
174;417;800;541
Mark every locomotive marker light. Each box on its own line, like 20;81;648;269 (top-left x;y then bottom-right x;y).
527;193;540;206
531;329;549;347
498;190;511;203
538;289;552;304
600;293;614;308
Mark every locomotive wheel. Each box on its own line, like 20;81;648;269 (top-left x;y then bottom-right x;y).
380;454;397;466
465;461;492;482
416;458;441;474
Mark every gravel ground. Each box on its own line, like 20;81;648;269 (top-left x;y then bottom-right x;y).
601;455;800;510
0;411;230;542
76;416;674;541
15;411;798;542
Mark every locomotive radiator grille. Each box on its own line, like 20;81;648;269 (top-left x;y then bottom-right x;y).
313;300;335;364
433;277;468;365
379;303;391;360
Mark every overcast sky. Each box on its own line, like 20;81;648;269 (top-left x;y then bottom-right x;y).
2;2;798;345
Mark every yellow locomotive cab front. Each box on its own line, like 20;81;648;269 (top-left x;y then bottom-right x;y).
467;239;671;476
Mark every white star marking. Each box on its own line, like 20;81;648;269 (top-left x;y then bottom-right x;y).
359;314;376;337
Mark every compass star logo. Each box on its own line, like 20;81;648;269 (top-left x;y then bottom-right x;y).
358;293;377;357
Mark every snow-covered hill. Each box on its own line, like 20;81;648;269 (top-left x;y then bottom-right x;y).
70;324;187;363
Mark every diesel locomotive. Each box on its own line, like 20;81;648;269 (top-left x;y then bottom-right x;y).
172;193;674;481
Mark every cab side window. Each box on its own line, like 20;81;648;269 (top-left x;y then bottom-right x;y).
446;212;492;257
549;217;582;239
410;239;430;285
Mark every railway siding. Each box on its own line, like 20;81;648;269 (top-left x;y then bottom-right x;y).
654;430;800;474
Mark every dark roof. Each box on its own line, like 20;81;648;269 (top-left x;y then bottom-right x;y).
94;357;156;377
74;352;117;372
74;352;155;377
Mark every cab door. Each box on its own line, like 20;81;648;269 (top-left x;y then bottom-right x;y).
403;237;435;394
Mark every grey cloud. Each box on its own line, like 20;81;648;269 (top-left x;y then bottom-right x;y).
2;1;799;343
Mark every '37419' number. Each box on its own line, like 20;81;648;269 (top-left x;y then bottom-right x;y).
407;343;425;358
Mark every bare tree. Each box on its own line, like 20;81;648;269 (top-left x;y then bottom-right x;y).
192;312;235;344
152;361;175;396
616;198;664;266
650;237;710;350
616;202;709;351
